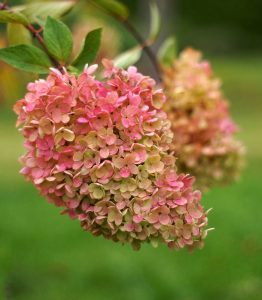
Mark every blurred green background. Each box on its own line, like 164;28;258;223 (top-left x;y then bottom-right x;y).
0;0;262;299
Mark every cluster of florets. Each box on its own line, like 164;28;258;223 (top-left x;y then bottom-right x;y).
163;48;245;190
14;61;209;250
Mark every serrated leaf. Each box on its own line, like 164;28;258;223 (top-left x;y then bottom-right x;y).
72;28;102;70
43;16;73;63
0;44;51;73
148;1;161;43
0;10;29;25
7;23;32;46
113;46;142;69
93;0;129;20
158;37;177;66
14;1;75;26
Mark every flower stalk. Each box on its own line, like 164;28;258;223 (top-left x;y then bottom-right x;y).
120;18;162;81
89;0;162;81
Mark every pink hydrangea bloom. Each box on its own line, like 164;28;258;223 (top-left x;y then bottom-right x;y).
14;61;209;250
162;48;245;190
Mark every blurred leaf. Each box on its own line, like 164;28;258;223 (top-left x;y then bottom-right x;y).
148;1;160;43
67;65;80;75
0;10;29;25
7;23;32;46
92;0;129;20
113;46;142;68
72;28;102;70
0;45;51;73
158;37;177;66
43;16;72;63
14;1;75;26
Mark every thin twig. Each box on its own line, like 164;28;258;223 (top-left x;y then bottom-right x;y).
89;0;162;82
0;1;62;70
26;24;61;69
121;19;162;81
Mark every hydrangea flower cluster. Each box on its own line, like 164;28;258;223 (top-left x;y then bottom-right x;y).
14;61;209;250
163;48;245;190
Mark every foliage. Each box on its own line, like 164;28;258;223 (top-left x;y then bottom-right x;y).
0;44;51;73
72;28;102;71
158;37;177;67
13;1;75;26
43;16;73;63
91;0;129;20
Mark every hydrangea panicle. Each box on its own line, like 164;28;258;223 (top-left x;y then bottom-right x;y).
14;60;209;250
163;48;245;190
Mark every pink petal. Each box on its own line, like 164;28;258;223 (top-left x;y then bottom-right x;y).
187;203;203;219
175;197;187;205
67;200;79;209
119;167;131;178
52;109;62;123
100;148;110;159
77;117;89;124
159;214;171;225
133;215;143;223
31;168;44;179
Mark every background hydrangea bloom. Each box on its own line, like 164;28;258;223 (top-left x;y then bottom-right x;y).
14;61;209;250
163;48;245;190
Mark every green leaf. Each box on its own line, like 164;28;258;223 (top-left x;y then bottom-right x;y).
113;46;142;69
43;16;73;63
72;28;102;70
14;1;75;26
158;37;177;67
0;44;51;73
0;10;29;25
7;23;32;46
148;1;161;43
92;0;129;20
67;65;80;75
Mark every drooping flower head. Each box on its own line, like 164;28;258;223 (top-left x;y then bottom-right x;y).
163;48;245;190
14;60;209;250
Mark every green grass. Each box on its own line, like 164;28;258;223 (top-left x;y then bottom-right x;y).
0;56;261;300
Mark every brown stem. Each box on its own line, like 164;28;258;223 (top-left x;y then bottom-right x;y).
0;1;62;70
26;24;61;69
121;19;162;82
89;0;162;82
